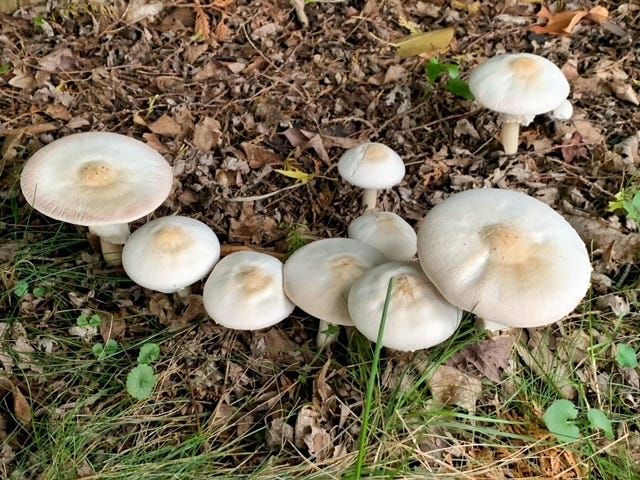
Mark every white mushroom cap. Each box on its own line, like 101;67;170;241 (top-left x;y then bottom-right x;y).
468;53;569;121
348;211;417;261
417;189;592;328
348;262;461;352
283;238;388;326
549;100;573;121
202;251;294;330
20;132;173;227
337;143;405;189
122;216;220;293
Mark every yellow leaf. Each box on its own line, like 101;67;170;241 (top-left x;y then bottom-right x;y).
274;167;315;184
395;27;454;58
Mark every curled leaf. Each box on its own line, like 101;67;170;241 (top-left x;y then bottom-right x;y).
395;27;454;58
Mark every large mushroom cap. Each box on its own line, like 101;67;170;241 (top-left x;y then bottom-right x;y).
283;238;388;326
122;215;220;293
349;262;461;352
468;53;569;118
203;251;294;330
348;211;417;261
337;142;405;189
417;188;592;328
20;132;173;226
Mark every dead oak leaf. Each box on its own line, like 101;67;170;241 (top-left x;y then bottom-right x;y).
428;364;482;413
529;5;609;36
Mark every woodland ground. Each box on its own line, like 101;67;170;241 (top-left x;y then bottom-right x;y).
0;0;639;479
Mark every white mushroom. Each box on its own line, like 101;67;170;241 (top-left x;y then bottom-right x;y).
20;132;173;265
348;262;461;351
338;142;405;211
417;189;592;329
122;215;220;296
548;100;573;121
203;251;294;330
348;211;417;261
283;237;388;347
468;53;570;155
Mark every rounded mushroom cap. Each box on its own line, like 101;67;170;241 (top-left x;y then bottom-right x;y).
203;251;294;330
348;211;417;261
20;132;173;227
349;262;461;351
122;215;220;293
283;238;388;326
337;142;405;189
417;188;592;328
468;53;569;118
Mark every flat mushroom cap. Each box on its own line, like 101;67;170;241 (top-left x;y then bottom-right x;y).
348;211;417;261
20;132;173;226
417;189;592;328
122;216;220;293
337;142;405;189
283;238;388;326
349;262;461;352
203;251;294;330
468;53;569;118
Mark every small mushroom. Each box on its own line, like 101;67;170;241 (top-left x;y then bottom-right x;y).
348;262;461;351
468;53;570;155
338;142;405;211
548;99;573;121
348;211;417;261
416;189;592;330
20;132;173;265
283;238;388;347
122;215;220;296
203;251;294;330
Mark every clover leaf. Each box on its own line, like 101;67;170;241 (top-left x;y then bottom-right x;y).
126;364;157;401
542;399;580;443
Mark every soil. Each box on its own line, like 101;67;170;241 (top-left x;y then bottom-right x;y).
0;0;639;478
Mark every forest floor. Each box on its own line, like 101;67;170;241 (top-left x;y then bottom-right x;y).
0;0;639;479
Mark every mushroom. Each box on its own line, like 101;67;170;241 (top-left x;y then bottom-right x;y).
548;99;573;121
468;53;570;155
348;211;417;261
348;262;461;351
202;251;294;330
416;188;592;330
20;132;173;265
283;237;388;347
338;142;405;211
122;215;220;296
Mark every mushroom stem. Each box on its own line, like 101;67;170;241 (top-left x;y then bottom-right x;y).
89;223;131;244
362;189;378;211
475;317;512;333
317;320;339;349
100;239;124;266
500;122;520;155
176;286;192;298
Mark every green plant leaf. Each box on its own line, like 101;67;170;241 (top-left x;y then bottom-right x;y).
88;314;102;327
126;364;157;401
32;286;46;298
14;281;29;299
137;343;160;365
77;315;89;326
445;78;475;101
587;408;614;440
92;343;104;358
616;343;638;368
103;339;119;355
0;62;11;75
542;399;580;443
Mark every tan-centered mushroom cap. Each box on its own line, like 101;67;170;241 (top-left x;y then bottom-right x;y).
122;216;220;293
337;142;405;189
283;238;388;326
203;251;294;330
348;262;461;352
417;189;592;328
20;132;173;226
348;211;417;261
468;53;569;121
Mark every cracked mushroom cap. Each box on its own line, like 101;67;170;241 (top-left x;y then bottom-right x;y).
417;189;592;328
468;53;569;121
348;211;417;261
348;262;461;352
203;251;294;330
122;216;220;293
337;142;405;189
283;238;388;326
20;132;173;227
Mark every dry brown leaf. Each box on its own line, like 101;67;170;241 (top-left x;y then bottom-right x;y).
241;142;282;168
530;5;609;36
448;334;516;383
12;385;31;424
428;364;482;413
607;80;639;105
194;2;211;40
193;117;222;152
44;104;72;121
143;133;171;154
99;315;127;343
396;27;454;58
148;114;182;137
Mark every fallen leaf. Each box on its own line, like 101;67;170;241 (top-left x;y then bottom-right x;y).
448;334;516;383
12;385;31;424
192;117;222;151
241;142;282;168
428;364;483;413
530;5;609;36
143;133;171;154
99;315;127;343
395;27;454;58
148;114;183;137
193;2;211;40
44;104;72;121
125;0;164;24
607;80;639;105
